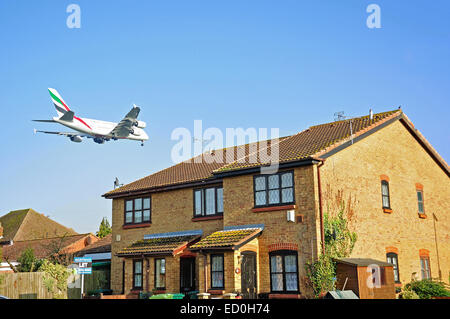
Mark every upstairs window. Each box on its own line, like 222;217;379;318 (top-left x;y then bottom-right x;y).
254;171;294;207
417;190;425;214
125;197;151;225
194;187;223;217
386;252;400;283
381;180;391;209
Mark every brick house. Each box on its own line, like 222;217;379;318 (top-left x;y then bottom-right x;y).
0;208;98;271
103;109;449;298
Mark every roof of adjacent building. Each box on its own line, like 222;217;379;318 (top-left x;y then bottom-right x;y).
0;208;78;241
2;233;96;261
77;234;112;255
117;233;201;257
335;258;394;267
189;227;262;250
103;109;449;198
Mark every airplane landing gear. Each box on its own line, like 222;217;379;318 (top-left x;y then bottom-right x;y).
141;140;144;147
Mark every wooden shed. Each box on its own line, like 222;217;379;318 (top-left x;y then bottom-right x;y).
334;258;396;299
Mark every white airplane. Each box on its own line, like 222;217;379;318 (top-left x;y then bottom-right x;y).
33;88;149;146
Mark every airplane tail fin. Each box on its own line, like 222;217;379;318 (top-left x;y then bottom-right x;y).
48;88;71;117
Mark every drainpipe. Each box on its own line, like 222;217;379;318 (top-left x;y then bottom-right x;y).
316;159;326;255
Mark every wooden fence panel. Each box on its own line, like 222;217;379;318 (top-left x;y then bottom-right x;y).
0;272;58;299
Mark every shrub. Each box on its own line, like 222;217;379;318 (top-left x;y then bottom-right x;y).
405;279;450;299
38;260;70;299
399;286;419;299
17;248;43;272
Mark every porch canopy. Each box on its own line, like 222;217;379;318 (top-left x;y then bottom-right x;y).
189;225;263;251
117;230;202;257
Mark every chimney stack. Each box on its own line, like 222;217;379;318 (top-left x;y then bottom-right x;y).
369;109;374;121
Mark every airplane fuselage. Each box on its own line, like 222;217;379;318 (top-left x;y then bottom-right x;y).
53;116;149;141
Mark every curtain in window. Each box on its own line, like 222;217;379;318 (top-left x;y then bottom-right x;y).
216;188;224;213
270;255;283;291
155;259;166;288
205;188;216;215
211;255;224;288
134;261;142;288
194;190;202;216
284;255;298;291
255;177;267;206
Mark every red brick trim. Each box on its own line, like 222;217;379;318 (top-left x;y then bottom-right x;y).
383;208;393;214
268;243;298;252
208;290;225;295
252;205;296;213
122;223;151;229
192;215;223;222
415;183;424;190
418;213;427;219
269;294;302;299
380;174;390;182
153;290;166;294
419;249;430;257
386;246;399;254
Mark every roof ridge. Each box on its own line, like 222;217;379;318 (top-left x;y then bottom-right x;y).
13;208;32;241
12;233;92;243
309;109;400;129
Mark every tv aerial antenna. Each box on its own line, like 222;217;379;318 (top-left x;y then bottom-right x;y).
114;177;123;189
333;111;355;145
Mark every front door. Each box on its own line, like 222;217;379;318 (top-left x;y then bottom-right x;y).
180;257;196;293
241;251;257;299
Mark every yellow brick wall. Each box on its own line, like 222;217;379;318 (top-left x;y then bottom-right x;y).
222;165;321;297
111;187;223;294
320;119;450;285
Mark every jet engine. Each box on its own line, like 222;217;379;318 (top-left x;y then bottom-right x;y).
133;120;146;129
93;137;105;144
69;136;83;143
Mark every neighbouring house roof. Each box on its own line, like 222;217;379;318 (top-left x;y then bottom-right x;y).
103;109;449;198
189;227;263;250
117;232;202;257
335;258;394;268
2;233;97;261
77;234;112;256
0;208;78;241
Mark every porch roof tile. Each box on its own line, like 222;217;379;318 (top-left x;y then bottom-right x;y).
117;234;201;257
189;228;262;250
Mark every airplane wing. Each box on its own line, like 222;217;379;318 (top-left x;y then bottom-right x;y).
34;129;92;138
109;105;140;138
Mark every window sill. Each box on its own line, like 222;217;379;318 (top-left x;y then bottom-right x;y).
130;288;142;293
192;215;223;222
208;289;225;295
418;213;427;219
395;282;402;288
123;223;151;229
382;208;393;214
252;204;296;213
269;293;301;299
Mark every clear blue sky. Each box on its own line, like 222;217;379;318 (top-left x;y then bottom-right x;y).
0;1;448;234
